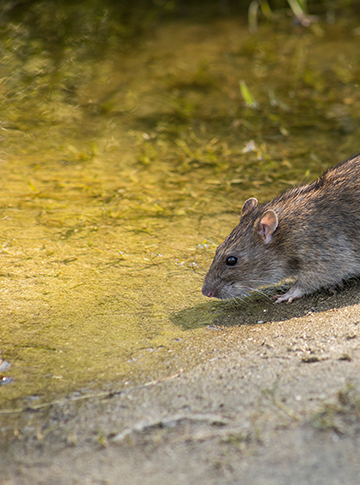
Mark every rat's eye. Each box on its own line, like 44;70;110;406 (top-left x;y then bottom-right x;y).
226;256;238;266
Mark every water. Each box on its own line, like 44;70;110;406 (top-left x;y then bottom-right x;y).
1;11;360;409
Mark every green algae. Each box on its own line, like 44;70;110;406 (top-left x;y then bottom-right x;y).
1;12;360;410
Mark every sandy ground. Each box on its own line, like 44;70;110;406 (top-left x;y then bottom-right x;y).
2;280;360;485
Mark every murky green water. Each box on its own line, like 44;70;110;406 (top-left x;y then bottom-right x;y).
1;10;360;409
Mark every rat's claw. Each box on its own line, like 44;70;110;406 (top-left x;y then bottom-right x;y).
273;293;294;303
274;294;294;303
273;286;305;303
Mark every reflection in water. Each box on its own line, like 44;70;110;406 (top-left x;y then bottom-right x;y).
0;3;360;408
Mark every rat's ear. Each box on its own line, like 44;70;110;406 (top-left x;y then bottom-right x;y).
241;197;258;219
256;210;278;244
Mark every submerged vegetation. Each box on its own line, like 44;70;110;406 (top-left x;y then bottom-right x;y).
0;1;360;406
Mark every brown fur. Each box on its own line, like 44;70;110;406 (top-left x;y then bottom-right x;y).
202;153;360;303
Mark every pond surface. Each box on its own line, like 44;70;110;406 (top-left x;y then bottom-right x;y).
1;12;360;409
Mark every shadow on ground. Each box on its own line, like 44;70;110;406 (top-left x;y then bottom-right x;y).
171;278;360;329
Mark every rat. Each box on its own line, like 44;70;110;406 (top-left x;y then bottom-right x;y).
202;153;360;303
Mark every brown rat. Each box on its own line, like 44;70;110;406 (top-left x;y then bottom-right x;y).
202;153;360;303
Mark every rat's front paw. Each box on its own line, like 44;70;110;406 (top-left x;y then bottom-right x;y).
273;286;305;303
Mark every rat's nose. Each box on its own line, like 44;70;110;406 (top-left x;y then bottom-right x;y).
202;287;214;298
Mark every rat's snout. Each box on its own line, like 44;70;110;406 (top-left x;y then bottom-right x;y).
202;282;214;298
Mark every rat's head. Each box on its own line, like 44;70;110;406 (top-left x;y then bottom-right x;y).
202;197;284;299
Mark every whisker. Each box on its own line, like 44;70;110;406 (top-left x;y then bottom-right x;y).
249;289;273;301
